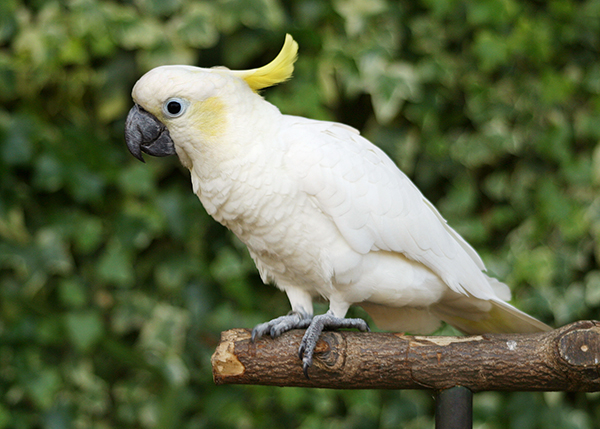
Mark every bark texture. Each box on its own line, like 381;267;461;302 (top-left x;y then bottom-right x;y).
212;320;600;391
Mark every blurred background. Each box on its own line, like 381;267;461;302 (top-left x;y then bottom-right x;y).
1;0;600;427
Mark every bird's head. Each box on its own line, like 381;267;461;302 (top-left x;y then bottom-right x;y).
124;34;298;164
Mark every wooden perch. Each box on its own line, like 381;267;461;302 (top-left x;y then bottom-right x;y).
212;320;600;391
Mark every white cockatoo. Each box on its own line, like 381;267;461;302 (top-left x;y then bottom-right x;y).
125;35;550;375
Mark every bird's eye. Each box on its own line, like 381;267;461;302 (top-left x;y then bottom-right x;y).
163;98;188;118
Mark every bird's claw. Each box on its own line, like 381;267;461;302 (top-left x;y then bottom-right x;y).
298;313;369;378
253;311;369;378
251;311;312;341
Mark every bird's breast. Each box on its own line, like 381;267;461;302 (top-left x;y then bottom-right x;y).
191;162;339;292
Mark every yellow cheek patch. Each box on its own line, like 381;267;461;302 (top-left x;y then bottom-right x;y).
189;96;227;140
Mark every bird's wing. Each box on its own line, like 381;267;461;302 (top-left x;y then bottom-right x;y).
282;116;498;301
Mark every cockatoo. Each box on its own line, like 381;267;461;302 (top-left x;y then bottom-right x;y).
125;34;550;375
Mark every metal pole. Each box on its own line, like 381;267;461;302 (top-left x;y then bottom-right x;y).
435;386;473;429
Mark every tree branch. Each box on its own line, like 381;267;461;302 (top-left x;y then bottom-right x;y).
211;320;600;391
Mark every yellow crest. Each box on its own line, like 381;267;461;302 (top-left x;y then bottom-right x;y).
234;34;299;92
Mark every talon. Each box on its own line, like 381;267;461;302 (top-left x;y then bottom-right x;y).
251;327;264;342
298;344;305;361
303;361;311;379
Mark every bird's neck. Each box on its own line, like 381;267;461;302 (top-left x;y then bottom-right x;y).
181;98;284;219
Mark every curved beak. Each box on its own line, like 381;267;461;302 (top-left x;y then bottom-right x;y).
124;104;176;162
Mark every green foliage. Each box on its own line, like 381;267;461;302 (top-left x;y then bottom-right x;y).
1;0;600;427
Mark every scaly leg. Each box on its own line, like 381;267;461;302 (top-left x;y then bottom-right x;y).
252;286;313;340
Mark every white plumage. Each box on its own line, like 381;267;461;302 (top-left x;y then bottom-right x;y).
125;35;550;372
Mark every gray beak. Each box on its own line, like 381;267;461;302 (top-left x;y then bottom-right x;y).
124;104;176;162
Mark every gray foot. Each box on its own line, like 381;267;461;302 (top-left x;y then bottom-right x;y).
251;311;313;341
298;312;369;378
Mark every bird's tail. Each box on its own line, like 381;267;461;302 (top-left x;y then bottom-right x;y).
432;296;551;335
361;273;550;335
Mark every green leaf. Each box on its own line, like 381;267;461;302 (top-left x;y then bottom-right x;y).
1;116;34;166
472;30;509;71
154;257;192;292
0;404;11;429
359;54;421;124
25;368;62;410
173;3;218;48
118;162;155;196
210;246;255;307
35;228;73;276
72;214;103;254
138;303;189;358
97;240;135;287
58;279;87;308
65;310;105;352
33;153;63;192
